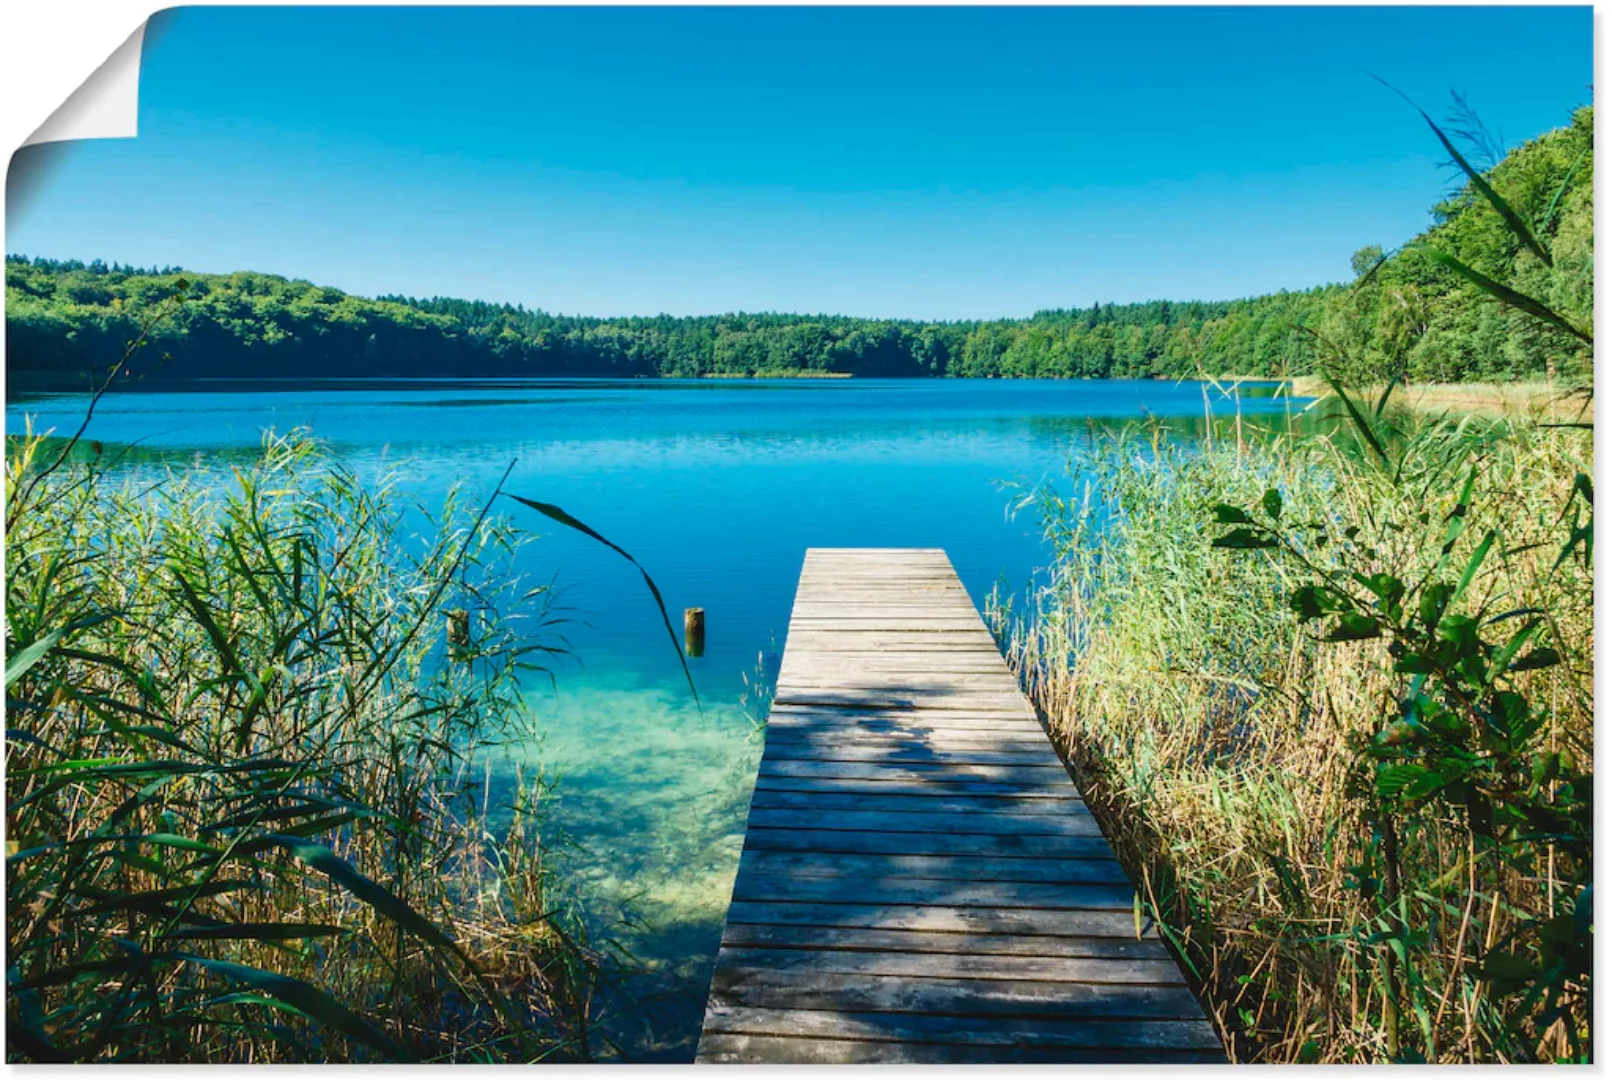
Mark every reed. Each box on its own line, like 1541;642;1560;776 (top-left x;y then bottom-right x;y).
5;428;616;1062
997;408;1591;1062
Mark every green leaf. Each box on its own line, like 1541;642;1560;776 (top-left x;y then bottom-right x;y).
506;495;700;711
1289;585;1332;621
1358;572;1405;607
1211;528;1276;550
1490;619;1541;679
1321;369;1392;468
1325;613;1380;641
263;836;458;954
1511;647;1562;672
1419;583;1455;629
1451;530;1496;610
169;567;246;679
1403;769;1448;801
9;954;155;992
6;627;71;689
1260;488;1282;520
1437;615;1480;652
6;613;115;688
1480;948;1539;990
1539;145;1589;232
1376;763;1432;797
1490;691;1542;748
73;878;263;918
1211;503;1253;524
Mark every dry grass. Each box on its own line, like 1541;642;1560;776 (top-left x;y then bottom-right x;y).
1289;376;1593;421
995;414;1592;1062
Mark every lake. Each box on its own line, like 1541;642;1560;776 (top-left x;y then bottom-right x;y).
5;376;1309;1058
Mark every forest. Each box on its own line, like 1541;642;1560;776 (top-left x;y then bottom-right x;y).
5;105;1591;389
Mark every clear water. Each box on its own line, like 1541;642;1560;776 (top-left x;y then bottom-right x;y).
6;376;1308;1059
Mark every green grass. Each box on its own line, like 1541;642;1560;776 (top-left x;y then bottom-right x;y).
994;408;1592;1062
5;428;618;1062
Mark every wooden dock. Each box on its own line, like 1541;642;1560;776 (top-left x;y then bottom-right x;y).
695;548;1225;1064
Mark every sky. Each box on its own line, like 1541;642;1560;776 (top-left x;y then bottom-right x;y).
5;5;1593;320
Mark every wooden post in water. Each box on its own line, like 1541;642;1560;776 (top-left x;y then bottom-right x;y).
446;608;470;661
684;607;705;658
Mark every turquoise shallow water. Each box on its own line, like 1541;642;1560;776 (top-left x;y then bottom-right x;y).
7;376;1306;1058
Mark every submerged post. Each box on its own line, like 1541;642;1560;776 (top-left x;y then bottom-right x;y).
684;607;705;658
446;608;470;660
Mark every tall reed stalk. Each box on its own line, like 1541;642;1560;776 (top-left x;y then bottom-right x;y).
6;428;615;1061
996;410;1591;1062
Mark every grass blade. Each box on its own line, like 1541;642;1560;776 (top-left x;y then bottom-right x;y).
506;494;701;710
263;836;459;953
1319;369;1391;468
180;955;412;1061
1373;76;1553;268
6;627;72;689
6;614;116;689
1539;144;1589;232
1410;245;1592;346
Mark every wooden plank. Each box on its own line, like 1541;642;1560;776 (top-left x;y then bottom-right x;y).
761;736;1054;756
703;1005;1223;1050
751;777;1084;800
718;923;1155;957
747;791;1088;815
782;636;1002;649
696;1034;1226;1064
718;923;1159;958
762;722;1048;741
770;681;1028;697
729;875;1135;911
765;708;1043;730
736;849;1130;883
722;900;1153;937
771;702;1032;717
742;827;1109;859
709;947;1184;984
777;665;1014;679
710;967;1204;1017
744;807;1102;837
761;743;1057;765
697;548;1220;1063
761;725;1053;746
756;760;1070;784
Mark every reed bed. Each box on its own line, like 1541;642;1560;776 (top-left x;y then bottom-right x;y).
6;429;615;1062
997;408;1592;1063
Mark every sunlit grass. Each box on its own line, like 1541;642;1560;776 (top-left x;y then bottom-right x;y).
995;412;1591;1062
5;428;618;1061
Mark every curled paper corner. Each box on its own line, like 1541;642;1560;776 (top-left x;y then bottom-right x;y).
22;21;149;148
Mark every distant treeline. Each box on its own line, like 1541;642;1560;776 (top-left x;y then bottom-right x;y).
5;105;1590;387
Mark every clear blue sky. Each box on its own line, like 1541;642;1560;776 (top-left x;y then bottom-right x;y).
7;5;1591;319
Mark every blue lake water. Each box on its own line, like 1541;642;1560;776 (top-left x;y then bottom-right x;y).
6;376;1308;1058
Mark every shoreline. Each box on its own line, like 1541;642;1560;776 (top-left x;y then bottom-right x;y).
1287;375;1592;420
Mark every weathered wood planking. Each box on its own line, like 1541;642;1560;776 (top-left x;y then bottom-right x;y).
696;549;1224;1064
